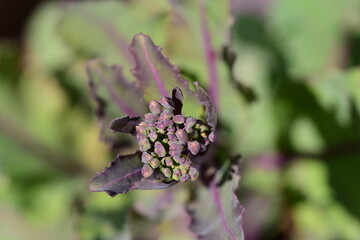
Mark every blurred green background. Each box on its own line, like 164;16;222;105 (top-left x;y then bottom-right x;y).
0;0;360;239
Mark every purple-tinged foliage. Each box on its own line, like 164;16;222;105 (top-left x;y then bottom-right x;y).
86;31;244;238
89;152;176;196
187;162;244;240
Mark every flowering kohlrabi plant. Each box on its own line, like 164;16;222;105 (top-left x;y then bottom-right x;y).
87;33;244;240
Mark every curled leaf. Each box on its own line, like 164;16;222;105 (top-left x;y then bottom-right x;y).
86;59;147;145
194;82;217;130
110;116;141;135
89;152;176;197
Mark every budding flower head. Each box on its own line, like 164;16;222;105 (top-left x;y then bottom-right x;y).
135;87;215;182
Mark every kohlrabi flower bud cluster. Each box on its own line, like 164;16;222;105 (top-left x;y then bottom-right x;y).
137;96;214;182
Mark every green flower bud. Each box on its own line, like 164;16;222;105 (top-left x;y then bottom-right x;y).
149;158;160;168
162;168;172;178
172;168;182;181
142;164;154;178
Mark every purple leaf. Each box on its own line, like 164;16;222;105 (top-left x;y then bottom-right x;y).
89;152;177;197
194;82;217;130
110;116;141;135
86;59;147;144
187;163;244;240
129;33;202;116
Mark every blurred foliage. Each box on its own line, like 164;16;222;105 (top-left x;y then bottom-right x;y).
0;0;360;239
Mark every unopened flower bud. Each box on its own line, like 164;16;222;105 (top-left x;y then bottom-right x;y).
139;122;148;127
201;132;208;138
167;126;176;132
154;141;166;157
136;126;147;137
149;100;162;114
189;167;199;181
162;168;172;178
139;138;151;152
159;109;173;122
175;129;189;144
185;127;193;134
173;115;185;124
167;133;177;141
200;125;209;132
170;141;184;152
185;117;196;128
141;152;153;163
165;157;174;166
149;158;160;168
180;174;190;182
163;119;174;127
172;156;184;164
187;141;200;155
148;132;158;142
170;150;182;157
144;113;158;122
172;168;182;181
159;97;174;109
142;164;154;178
209;132;215;142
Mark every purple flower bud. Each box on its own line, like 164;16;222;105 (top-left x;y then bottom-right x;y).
144;113;158;122
187;141;200;155
162;168;172;178
165;157;174;166
189;166;199;181
159;97;174;109
163;119;174;127
167;126;176;132
136;126;147;137
179;158;191;167
169;141;184;152
185;117;196;128
142;164;154;178
170;150;181;157
172;168;182;181
159;109;173;122
149;158;160;168
148;131;158;142
175;129;189;144
172;156;184;164
156;123;166;130
139;138;151;152
173;115;185;124
154;141;166;157
141;152;153;163
180;174;190;182
203;139;210;146
148;122;156;128
167;133;177;141
209;132;215;142
149;100;162;114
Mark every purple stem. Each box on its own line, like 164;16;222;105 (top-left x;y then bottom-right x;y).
210;179;236;240
198;0;219;109
141;38;169;97
95;67;139;117
95;169;142;190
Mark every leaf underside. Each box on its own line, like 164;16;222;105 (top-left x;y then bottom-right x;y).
89;151;177;197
